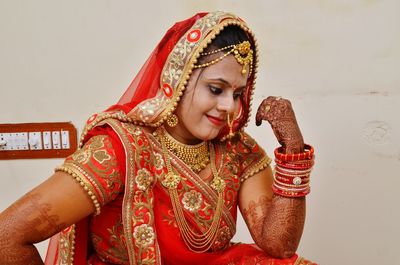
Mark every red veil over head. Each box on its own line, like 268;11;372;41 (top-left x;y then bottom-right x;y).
105;11;259;140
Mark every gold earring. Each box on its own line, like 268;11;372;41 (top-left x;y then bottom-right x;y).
166;113;179;127
227;113;234;138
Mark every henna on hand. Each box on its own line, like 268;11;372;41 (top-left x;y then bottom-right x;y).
263;195;306;257
255;96;304;153
242;195;271;243
242;194;306;258
0;192;66;265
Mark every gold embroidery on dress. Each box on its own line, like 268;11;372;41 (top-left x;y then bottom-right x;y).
154;153;164;170
133;224;155;247
182;190;203;212
57;225;76;265
93;149;111;164
91;215;129;263
72;148;91;164
135;168;153;191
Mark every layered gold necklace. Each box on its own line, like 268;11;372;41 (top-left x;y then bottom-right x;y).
156;127;226;253
161;127;210;173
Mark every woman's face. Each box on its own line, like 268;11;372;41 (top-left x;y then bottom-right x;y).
170;54;248;144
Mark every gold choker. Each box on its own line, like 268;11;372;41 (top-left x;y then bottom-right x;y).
157;127;210;173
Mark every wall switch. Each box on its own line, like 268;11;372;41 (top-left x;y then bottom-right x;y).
0;138;6;148
61;130;70;149
0;133;11;150
0;133;29;150
18;132;29;150
52;131;61;149
29;132;42;150
43;131;52;149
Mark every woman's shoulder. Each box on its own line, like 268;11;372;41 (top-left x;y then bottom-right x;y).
224;132;271;182
80;111;155;142
222;131;268;163
238;131;259;149
220;131;261;152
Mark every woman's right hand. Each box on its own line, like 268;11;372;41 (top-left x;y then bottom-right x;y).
255;96;304;154
0;171;95;265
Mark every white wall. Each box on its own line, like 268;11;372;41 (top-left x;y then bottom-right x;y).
1;1;399;264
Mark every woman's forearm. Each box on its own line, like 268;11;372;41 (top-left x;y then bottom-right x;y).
250;195;306;258
0;195;46;265
0;243;43;265
0;172;97;265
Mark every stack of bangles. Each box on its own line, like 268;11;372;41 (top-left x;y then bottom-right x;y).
272;144;315;198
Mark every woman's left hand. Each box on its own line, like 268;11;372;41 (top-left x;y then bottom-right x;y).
255;96;304;154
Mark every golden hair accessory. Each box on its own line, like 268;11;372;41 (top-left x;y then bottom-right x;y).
166;113;179;127
194;41;253;76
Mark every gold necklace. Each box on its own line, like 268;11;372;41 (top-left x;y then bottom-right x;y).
161;127;210;173
157;128;226;253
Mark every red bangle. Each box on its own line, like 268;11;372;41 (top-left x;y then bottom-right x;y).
274;144;314;162
274;178;310;188
274;173;310;185
275;166;312;176
274;173;310;184
272;184;310;198
275;158;314;170
275;175;310;184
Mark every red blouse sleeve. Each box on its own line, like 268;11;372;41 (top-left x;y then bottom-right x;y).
55;134;124;215
236;132;272;183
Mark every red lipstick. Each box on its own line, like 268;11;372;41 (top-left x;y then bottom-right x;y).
206;114;224;126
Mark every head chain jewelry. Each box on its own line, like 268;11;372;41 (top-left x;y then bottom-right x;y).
194;41;253;76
